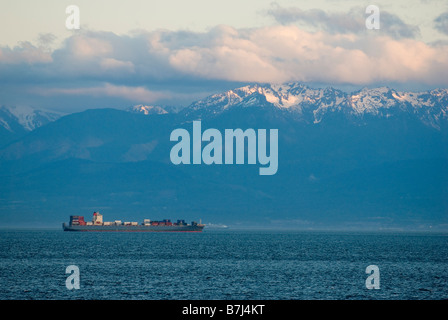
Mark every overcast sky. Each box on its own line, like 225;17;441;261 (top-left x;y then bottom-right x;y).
1;0;448;112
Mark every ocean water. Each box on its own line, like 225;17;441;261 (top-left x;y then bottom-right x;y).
0;229;447;300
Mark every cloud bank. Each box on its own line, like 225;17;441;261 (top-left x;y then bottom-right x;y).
1;14;447;111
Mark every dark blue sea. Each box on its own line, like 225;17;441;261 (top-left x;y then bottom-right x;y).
0;229;447;300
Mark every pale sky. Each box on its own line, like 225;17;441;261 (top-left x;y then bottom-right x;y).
1;0;448;112
1;0;447;47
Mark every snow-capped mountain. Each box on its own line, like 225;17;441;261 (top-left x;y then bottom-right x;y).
0;105;62;132
127;105;169;115
0;105;63;146
182;83;448;129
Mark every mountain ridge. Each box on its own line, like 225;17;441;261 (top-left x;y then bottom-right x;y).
2;82;447;135
181;82;448;129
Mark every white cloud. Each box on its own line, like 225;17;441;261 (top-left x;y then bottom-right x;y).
100;58;135;73
0;41;52;64
35;83;167;102
69;34;113;59
163;25;448;86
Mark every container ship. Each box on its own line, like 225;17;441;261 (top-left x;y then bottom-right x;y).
63;212;205;232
